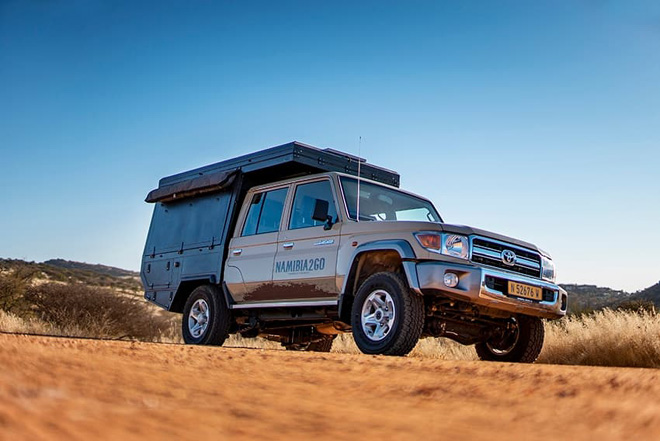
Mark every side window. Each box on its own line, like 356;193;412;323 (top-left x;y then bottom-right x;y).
242;193;263;236
289;180;338;230
241;187;288;236
259;188;288;233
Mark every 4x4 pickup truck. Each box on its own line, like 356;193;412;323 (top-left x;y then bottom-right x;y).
141;142;567;362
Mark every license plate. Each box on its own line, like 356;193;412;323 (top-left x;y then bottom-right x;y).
508;281;543;301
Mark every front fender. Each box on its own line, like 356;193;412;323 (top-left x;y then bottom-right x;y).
337;239;421;323
340;239;421;297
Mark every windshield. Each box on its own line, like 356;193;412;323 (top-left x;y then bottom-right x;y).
339;177;442;223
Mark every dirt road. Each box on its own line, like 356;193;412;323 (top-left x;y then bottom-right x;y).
1;333;659;441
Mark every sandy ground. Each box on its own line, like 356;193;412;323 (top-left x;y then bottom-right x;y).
1;334;659;441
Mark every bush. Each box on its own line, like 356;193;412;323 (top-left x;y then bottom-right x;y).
615;299;657;315
0;267;37;313
22;282;179;341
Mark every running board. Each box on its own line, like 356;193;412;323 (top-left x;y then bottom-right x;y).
230;300;338;310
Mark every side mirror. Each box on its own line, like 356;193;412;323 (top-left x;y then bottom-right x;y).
312;199;333;230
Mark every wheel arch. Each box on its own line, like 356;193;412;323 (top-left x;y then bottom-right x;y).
338;240;421;323
170;278;232;313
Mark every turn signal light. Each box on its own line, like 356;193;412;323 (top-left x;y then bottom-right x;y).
415;233;441;251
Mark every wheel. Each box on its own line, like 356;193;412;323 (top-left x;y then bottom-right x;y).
284;335;335;352
475;315;544;363
181;285;231;346
351;272;424;356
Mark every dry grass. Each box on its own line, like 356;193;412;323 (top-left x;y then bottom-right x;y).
2;268;659;368
224;334;282;350
0;309;56;334
228;309;660;368
328;333;478;361
539;308;660;368
0;278;181;342
23;283;181;341
221;332;477;358
331;333;478;360
0;305;181;343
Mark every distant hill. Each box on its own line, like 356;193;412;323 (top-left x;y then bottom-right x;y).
1;257;656;312
560;284;632;314
0;258;141;292
44;259;138;279
629;281;660;306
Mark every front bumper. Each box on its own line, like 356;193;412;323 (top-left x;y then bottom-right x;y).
413;260;567;319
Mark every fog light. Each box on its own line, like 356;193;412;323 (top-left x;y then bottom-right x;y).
443;272;459;288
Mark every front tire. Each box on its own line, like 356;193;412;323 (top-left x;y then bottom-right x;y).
475;315;544;363
182;285;231;346
351;272;424;356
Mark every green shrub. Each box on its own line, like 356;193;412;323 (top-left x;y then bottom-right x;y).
0;267;37;314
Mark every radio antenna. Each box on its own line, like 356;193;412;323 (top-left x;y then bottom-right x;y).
356;136;362;222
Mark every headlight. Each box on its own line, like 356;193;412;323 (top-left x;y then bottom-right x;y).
541;255;556;282
414;232;469;260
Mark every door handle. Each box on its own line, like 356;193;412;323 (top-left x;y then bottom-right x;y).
232;249;243;256
282;242;294;249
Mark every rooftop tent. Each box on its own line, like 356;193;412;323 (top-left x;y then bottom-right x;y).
145;141;400;203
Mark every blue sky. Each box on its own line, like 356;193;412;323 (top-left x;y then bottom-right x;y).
1;1;658;291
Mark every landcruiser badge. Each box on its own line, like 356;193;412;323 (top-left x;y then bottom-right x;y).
501;249;517;266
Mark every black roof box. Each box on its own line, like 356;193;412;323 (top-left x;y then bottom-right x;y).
146;141;400;203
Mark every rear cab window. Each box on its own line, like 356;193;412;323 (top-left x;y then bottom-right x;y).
242;187;288;236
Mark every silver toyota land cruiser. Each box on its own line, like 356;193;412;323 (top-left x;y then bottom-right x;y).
141;142;567;362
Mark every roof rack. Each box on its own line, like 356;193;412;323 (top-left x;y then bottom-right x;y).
157;141;400;188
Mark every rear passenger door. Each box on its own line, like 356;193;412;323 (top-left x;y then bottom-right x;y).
272;179;341;302
225;186;289;303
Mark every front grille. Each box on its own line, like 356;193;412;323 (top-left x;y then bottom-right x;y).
472;237;542;278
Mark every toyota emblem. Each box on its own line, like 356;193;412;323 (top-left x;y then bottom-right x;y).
501;249;517;266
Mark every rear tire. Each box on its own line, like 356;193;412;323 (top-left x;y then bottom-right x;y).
181;285;231;346
351;272;424;356
475;315;544;363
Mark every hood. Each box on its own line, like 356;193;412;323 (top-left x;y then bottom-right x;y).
340;220;544;255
